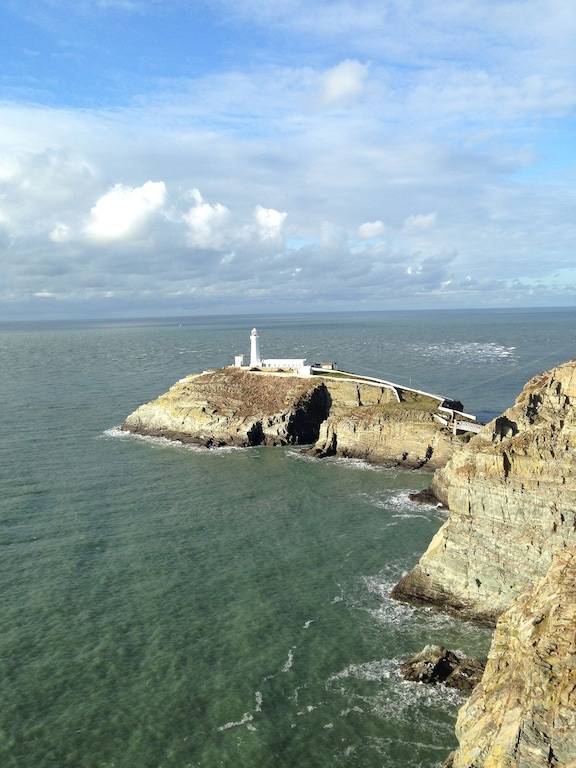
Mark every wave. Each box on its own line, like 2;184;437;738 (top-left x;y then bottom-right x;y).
387;489;445;513
281;646;296;672
216;712;254;732
328;457;389;472
303;619;315;629
327;656;465;711
356;490;447;526
254;691;263;712
328;658;395;683
287;449;396;473
217;689;263;733
100;426;246;454
362;570;491;641
410;341;517;364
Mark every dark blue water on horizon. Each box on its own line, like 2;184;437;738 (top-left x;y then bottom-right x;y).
1;308;574;768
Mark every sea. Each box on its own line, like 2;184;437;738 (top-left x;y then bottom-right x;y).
1;308;574;768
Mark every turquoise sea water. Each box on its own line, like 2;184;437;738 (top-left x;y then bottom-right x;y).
1;309;575;768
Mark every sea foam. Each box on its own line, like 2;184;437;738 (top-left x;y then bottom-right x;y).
101;426;245;454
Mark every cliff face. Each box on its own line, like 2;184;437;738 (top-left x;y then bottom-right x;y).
313;409;460;469
312;378;465;469
392;360;576;623
123;367;330;447
122;367;466;466
448;547;576;768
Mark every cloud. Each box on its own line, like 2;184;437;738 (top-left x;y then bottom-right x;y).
49;223;72;242
321;60;368;104
181;193;287;250
253;205;287;241
357;220;385;239
404;212;437;231
0;93;573;317
182;189;231;249
85;180;166;241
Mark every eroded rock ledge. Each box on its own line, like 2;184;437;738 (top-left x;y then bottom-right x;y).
122;366;469;468
392;359;576;623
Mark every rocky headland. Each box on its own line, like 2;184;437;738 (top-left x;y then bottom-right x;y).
122;366;470;469
390;360;576;767
392;359;576;623
446;547;576;768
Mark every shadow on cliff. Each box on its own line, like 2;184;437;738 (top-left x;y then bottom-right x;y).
288;383;332;445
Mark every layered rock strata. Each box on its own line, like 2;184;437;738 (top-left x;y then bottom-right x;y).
446;547;576;768
122;367;467;466
310;377;466;468
123;367;330;447
392;360;576;622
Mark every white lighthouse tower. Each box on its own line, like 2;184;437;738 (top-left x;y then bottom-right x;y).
250;327;262;368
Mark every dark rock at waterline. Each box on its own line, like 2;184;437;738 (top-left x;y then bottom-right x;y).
400;645;485;693
408;487;444;507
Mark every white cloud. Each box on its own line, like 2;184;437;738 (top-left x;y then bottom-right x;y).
358;220;385;239
182;189;231;249
253;205;287;241
321;60;368;104
49;223;72;243
85;180;166;241
404;212;437;231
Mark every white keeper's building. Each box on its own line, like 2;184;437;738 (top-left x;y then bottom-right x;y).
233;328;311;375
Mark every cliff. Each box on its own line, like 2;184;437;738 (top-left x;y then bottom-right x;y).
122;367;330;447
446;547;576;768
392;360;576;623
122;367;467;467
311;378;461;468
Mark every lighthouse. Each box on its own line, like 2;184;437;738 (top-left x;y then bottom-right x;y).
250;327;262;368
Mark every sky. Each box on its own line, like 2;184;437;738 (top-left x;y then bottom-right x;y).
0;0;575;318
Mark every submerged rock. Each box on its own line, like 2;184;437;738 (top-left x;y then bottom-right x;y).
392;359;576;623
449;547;576;768
407;488;444;506
400;645;484;692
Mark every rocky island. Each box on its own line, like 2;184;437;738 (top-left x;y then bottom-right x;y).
122;368;475;469
122;326;480;468
392;359;576;622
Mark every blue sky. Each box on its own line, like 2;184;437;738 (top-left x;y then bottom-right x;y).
0;0;575;318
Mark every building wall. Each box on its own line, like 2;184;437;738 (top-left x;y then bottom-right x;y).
261;358;306;369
